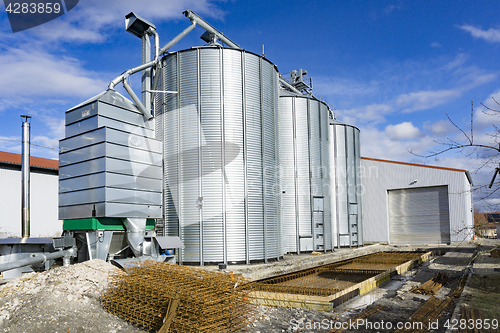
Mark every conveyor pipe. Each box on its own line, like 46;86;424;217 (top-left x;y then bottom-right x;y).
123;77;153;119
109;10;242;121
20;115;31;238
108;59;158;91
182;10;241;49
158;20;197;55
0;249;74;273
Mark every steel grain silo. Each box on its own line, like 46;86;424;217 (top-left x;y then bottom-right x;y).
330;119;363;247
156;46;282;264
278;91;332;253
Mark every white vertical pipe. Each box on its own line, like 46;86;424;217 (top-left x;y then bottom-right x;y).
21;115;31;238
142;32;152;116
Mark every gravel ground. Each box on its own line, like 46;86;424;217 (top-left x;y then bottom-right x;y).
0;260;148;333
0;240;497;333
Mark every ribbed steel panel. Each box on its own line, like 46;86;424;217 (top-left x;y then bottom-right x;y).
245;53;264;261
223;50;245;262
65;115;154;139
66;102;147;128
59;90;163;220
320;104;332;251
295;98;311;242
59;172;162;193
331;121;362;247
179;50;201;263
199;48;223;262
59;158;161;180
353;128;362;244
262;59;279;258
59;187;161;206
59;202;161;220
278;97;297;252
162;54;180;239
159;47;282;264
278;95;332;253
59;142;161;167
60;127;161;153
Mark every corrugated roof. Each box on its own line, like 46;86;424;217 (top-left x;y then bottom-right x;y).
0;151;58;170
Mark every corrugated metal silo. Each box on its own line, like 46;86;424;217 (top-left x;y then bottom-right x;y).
278;92;332;253
156;46;282;264
330;119;363;247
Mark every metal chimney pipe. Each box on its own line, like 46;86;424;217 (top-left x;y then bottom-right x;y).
20;115;31;238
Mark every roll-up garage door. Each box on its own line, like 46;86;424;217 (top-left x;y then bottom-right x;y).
388;186;450;244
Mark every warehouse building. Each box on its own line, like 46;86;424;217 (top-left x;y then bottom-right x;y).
0;151;61;237
361;157;474;244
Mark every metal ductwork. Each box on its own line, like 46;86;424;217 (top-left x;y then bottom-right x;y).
0;248;75;274
182;10;241;49
109;10;243;119
122;218;147;257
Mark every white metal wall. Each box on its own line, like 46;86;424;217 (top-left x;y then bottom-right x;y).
0;166;61;237
361;158;473;243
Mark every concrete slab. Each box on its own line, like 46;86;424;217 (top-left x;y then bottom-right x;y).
246;251;431;311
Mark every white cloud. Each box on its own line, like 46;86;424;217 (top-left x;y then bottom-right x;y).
0;136;21;154
30;0;225;43
337;103;393;125
314;77;379;98
459;24;500;43
442;53;469;71
0;46;107;100
33;116;65;152
395;89;460;113
482;197;500;208
319;52;496;128
424;120;455;135
385;122;423;140
474;89;500;126
431;42;441;48
360;126;433;161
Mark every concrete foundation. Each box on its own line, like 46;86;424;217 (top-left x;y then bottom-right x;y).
246;251;431;311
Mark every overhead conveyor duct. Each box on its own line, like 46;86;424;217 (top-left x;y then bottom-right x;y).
109;9;243;120
181;10;241;49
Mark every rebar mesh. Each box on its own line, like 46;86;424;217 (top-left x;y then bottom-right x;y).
101;260;257;332
411;272;449;295
248;251;425;297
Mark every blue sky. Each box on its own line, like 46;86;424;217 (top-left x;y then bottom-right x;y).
1;0;500;209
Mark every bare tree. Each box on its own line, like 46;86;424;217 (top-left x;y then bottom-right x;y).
474;208;488;237
411;99;500;210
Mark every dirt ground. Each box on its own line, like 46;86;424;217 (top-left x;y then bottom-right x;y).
0;260;147;333
0;239;498;333
239;239;500;333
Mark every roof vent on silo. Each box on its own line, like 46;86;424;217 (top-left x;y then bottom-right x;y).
200;31;222;46
290;69;312;93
